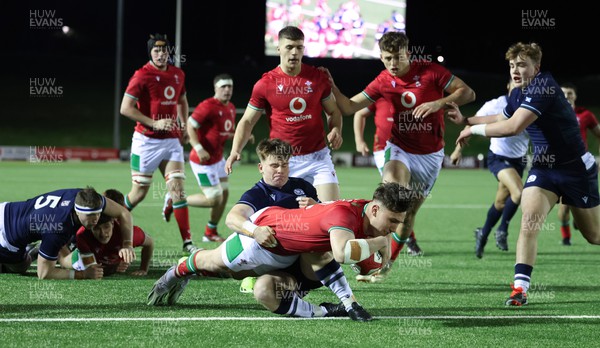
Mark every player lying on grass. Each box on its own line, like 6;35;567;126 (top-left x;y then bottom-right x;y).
0;187;135;279
59;189;154;278
148;181;411;321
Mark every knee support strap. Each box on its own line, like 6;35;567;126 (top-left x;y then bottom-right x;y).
132;173;153;186
165;170;186;184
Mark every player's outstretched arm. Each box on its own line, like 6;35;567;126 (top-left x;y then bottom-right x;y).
445;102;501;126
319;66;371;116
329;229;388;264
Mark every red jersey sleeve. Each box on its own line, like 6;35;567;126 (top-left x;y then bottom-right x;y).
248;76;269;111
132;226;146;247
124;70;144;100
429;63;454;91
190;101;211;127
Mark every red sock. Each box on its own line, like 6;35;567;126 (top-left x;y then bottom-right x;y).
176;250;220;278
205;223;217;235
176;250;199;277
173;200;191;241
409;230;416;240
390;234;406;261
560;225;571;239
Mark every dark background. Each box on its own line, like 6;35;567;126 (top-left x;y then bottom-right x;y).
4;0;598;154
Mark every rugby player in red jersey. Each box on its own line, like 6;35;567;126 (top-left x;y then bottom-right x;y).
120;33;198;254
225;26;343;203
164;74;240;243
148;182;412;321
323;31;475;277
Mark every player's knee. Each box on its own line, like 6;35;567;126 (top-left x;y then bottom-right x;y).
165;170;186;185
219;181;229;191
511;191;522;205
132;173;153;187
202;185;224;205
581;230;600;245
253;276;274;304
494;200;506;211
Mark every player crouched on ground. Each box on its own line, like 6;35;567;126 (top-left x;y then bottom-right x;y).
59;189;154;278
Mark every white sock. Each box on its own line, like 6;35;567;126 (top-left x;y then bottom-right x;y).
514;279;530;293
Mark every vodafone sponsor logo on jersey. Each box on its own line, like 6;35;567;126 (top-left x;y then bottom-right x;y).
160;86;177;105
396;91;432;133
284;97;313;122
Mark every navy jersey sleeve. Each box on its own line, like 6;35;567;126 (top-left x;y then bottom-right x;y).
503;88;519;118
237;185;264;212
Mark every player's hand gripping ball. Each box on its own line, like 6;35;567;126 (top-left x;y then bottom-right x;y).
351;251;382;276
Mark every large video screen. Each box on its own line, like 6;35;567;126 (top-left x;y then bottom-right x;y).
265;0;407;59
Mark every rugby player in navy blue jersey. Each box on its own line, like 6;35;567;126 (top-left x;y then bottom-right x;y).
0;187;134;279
447;42;600;306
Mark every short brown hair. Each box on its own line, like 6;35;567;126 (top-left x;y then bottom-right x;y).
279;26;304;41
75;187;103;209
256;138;292;162
372;182;413;213
104;189;125;207
505;42;542;66
379;31;409;53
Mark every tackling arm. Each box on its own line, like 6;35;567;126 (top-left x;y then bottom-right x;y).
226;204;277;247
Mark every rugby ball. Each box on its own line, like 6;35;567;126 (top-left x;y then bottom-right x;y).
351;251;383;276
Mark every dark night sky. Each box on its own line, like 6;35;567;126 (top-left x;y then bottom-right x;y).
7;0;600;110
14;1;598;73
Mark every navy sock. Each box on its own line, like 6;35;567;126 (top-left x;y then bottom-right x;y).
498;198;519;232
315;260;354;310
273;293;293;315
514;263;534;292
481;204;503;239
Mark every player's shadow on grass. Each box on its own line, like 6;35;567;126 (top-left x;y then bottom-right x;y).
0;302;266;315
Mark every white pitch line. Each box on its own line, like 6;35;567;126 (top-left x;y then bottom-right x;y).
1;315;599;322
